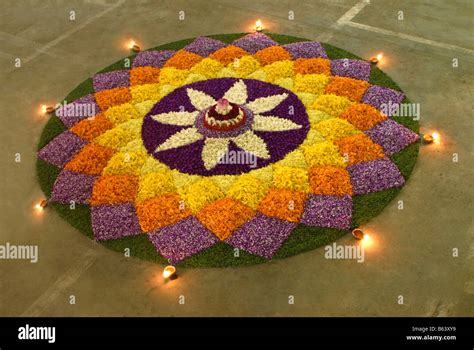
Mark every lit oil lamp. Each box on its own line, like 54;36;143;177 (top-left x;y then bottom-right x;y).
35;199;48;210
163;265;177;280
370;53;383;64
423;132;440;144
255;20;264;32
129;40;141;53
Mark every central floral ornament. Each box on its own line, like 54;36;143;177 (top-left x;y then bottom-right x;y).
142;78;309;175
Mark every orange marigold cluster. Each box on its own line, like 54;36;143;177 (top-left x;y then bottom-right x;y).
136;193;191;232
70;113;113;141
130;67;160;85
90;175;138;205
339;103;387;130
209;45;248;65
197;198;254;240
257;189;306;223
334;134;385;165
65;143;115;175
293;58;331;75
164;50;203;70
308;166;353;196
95;87;132;110
325;76;369;102
253;46;291;66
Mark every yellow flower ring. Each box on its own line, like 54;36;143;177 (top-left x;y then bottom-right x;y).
37;33;420;267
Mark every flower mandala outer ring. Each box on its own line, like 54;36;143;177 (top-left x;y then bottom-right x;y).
37;33;419;267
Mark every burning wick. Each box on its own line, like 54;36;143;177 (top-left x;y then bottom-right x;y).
352;228;367;241
35;199;48;210
41;105;55;114
370;53;383;64
163;265;177;280
255;19;263;32
423;132;440;144
129;40;141;53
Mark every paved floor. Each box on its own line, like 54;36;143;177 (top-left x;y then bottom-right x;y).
0;0;473;316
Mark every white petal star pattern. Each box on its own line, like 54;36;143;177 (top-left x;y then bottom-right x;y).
151;79;301;170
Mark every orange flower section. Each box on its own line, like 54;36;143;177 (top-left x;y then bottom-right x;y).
65;143;115;175
70;113;113;141
90;175;138;205
197;198;254;240
325;77;369;102
95;87;132;110
339;103;387;131
164;50;203;70
294;58;331;75
334;134;385;165
136;193;191;232
130;67;161;85
209;45;248;65
258;189;306;223
308;166;353;196
253;46;291;66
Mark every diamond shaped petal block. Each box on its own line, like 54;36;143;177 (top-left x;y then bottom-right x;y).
50;170;97;204
347;158;405;195
362;85;405;110
56;94;100;128
132;50;175;68
91;203;142;240
38;131;88;168
301;194;352;230
183;36;227;57
232;33;278;54
226;213;297;259
283;41;327;59
93;70;130;92
365;119;419;156
330;59;371;81
148;216;219;264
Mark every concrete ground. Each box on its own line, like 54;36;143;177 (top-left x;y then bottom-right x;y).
0;0;473;316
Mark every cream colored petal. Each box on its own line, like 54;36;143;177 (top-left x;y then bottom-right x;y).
151;111;199;126
186;88;216;111
252;114;302;132
202;138;230;170
223;79;248;105
232;130;270;159
245;93;288;114
154;127;203;152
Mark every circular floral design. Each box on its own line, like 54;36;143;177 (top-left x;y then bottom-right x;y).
37;33;419;267
142;78;309;175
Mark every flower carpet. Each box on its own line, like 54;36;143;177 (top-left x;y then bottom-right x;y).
37;33;420;267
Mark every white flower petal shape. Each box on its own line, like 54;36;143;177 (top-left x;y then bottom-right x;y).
232;130;270;159
245;93;289;114
223;79;248;105
202;138;230;170
154;127;203;152
186;88;216;111
151;111;199;126
252;115;302;132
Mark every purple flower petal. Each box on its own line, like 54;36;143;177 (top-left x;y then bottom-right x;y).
91;203;142;240
282;41;327;59
330;59;371;81
183;36;227;57
365;119;419;156
50;170;96;204
56;94;100;128
232;33;278;54
148;216;218;264
362;85;405;110
132;50;175;68
348;158;405;195
225;213;297;259
301;195;352;230
38;131;87;168
93;70;130;92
